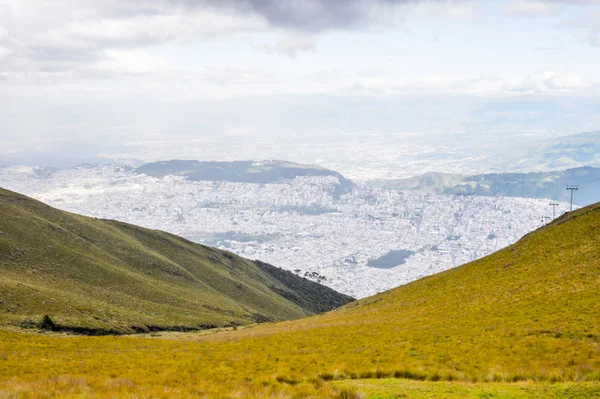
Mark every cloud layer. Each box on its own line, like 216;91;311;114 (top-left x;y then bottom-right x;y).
0;0;599;97
174;0;420;32
0;0;423;83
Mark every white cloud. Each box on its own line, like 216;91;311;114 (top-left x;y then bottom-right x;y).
413;1;481;18
95;50;173;76
260;33;316;58
0;45;11;57
0;3;15;19
57;10;266;47
0;0;599;99
549;0;600;4
558;8;600;47
544;73;592;90
0;2;271;85
589;29;600;46
506;0;557;16
182;0;446;32
301;68;599;97
348;74;504;96
505;70;595;93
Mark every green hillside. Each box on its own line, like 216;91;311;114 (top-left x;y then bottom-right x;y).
0;187;353;334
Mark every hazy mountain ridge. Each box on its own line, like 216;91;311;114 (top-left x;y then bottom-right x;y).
371;166;600;206
492;130;600;172
0;187;353;334
135;160;354;198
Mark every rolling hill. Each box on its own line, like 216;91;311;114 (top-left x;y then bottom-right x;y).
135;159;354;198
0;197;599;397
0;187;353;334
489;130;600;172
371;166;600;206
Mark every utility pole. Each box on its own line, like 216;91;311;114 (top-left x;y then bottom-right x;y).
549;202;559;219
566;185;578;212
541;216;551;224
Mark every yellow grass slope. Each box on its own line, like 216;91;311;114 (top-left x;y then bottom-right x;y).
193;200;600;383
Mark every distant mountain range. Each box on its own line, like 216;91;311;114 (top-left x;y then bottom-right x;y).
0;187;353;334
483;130;600;172
5;134;600;207
370;166;600;206
135;160;354;198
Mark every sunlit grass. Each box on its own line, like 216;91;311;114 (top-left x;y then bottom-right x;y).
1;196;599;397
333;379;600;399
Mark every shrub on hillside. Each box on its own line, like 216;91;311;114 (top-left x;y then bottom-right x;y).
39;315;57;331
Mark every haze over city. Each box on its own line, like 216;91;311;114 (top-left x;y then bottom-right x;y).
2;0;600;171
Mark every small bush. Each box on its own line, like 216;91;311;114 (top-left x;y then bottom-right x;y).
510;374;527;382
393;369;427;381
19;320;36;329
39;315;57;331
275;376;299;385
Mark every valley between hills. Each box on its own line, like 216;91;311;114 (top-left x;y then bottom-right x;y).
0;186;599;398
5;1;600;397
0;162;572;299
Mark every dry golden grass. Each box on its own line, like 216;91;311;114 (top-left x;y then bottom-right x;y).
1;199;600;397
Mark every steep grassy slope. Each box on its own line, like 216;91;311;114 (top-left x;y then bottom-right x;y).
0;187;352;333
0;200;598;398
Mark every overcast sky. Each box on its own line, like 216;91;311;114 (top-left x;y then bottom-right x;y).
1;0;600;165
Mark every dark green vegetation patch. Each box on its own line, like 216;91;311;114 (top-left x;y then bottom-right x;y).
253;260;354;314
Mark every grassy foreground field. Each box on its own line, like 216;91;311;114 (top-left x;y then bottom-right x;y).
333;379;600;398
0;201;599;397
0;329;599;398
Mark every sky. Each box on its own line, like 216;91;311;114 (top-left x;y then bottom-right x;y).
1;0;600;167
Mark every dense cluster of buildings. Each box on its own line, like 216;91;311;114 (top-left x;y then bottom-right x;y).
0;164;568;298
